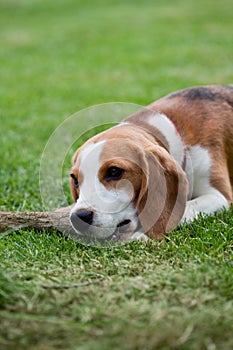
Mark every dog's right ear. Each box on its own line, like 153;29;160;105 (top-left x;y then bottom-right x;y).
70;149;80;202
70;173;79;202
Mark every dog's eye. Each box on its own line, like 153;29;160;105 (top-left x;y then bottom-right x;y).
70;174;79;188
105;166;124;181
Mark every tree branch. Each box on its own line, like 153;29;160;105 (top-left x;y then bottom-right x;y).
0;209;76;236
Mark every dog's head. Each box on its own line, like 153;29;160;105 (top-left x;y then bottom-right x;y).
70;124;188;242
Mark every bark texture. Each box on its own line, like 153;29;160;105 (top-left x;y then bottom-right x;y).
0;210;76;237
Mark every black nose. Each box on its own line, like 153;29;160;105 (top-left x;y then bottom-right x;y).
70;209;94;233
75;209;93;224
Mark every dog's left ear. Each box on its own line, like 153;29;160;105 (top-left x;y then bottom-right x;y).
137;145;188;239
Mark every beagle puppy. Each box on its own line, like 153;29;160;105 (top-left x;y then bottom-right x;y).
69;85;233;242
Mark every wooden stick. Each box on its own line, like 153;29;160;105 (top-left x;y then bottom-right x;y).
0;209;76;236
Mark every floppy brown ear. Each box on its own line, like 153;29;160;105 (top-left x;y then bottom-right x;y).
70;149;80;202
137;146;188;240
70;176;79;202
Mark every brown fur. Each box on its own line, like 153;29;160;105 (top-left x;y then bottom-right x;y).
70;149;82;201
71;125;188;238
148;85;233;204
136;142;188;239
70;85;233;238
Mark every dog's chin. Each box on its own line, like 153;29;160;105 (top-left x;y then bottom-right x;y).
110;219;135;242
71;219;137;244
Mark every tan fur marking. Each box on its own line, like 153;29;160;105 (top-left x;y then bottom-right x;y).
149;85;233;203
70;85;233;239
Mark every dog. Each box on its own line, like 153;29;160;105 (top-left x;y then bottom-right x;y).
69;85;233;242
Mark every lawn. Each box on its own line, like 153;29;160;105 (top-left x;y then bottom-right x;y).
0;0;233;349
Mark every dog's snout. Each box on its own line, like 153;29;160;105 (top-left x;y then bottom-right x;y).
74;209;93;224
70;209;94;233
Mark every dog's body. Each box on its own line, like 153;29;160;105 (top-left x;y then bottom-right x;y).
70;85;233;242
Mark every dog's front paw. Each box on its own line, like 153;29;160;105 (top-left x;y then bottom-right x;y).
129;231;149;242
181;201;199;224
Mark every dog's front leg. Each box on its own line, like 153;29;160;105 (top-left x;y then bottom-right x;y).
181;190;229;224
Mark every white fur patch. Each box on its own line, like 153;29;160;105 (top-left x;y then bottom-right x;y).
147;113;185;166
142;115;228;223
71;141;138;238
182;145;229;222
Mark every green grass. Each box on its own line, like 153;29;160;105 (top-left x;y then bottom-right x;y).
0;0;233;348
